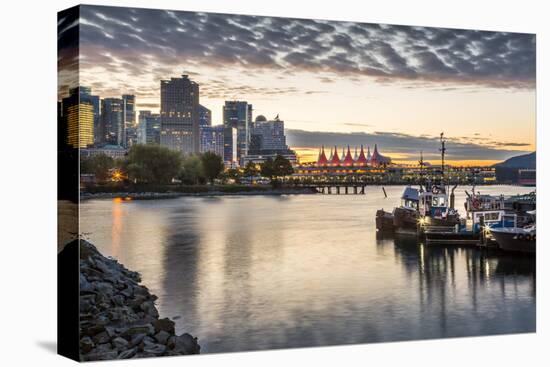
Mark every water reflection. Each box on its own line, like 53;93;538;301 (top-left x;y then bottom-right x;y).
81;186;535;354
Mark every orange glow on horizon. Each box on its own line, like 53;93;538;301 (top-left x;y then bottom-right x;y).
293;147;504;167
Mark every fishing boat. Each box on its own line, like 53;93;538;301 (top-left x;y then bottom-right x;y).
490;211;536;253
392;186;420;234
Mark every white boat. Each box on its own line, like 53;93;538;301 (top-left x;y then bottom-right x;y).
490;211;536;254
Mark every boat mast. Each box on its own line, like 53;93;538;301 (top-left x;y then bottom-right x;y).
419;151;424;192
439;132;446;187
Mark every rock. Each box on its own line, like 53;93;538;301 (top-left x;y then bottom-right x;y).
172;333;200;355
143;343;166;355
153;318;175;334
154;330;170;345
112;336;129;350
129;333;146;347
83;349;119;361
122;324;155;337
92;331;110;344
94;281;114;295
72;240;201;361
80;336;94;353
117;347;137;359
80;274;94;293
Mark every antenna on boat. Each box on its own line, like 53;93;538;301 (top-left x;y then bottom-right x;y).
439;132;446;185
419;151;424;192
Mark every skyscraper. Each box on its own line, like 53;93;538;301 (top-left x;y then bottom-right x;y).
249;115;287;151
198;104;212;127
66;103;94;149
122;94;135;125
101;98;124;146
200;125;225;157
60;86;96;149
138;110;161;145
160;74;200;154
122;94;136;147
223;101;252;165
244;114;297;164
68;86;100;144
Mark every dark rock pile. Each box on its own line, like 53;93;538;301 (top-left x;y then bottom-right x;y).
78;240;200;361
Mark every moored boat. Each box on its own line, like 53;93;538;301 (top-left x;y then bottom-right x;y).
490;225;536;254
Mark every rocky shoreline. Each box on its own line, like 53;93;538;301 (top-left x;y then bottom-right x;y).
77;240;200;361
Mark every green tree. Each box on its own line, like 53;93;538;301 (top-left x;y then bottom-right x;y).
273;155;294;177
124;145;181;184
200;152;224;184
80;154;115;182
260;157;275;180
243;161;259;178
179;154;205;185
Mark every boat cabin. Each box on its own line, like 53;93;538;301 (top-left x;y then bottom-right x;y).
419;186;449;219
400;187;419;211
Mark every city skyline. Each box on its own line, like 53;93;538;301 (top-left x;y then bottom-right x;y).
58;5;536;165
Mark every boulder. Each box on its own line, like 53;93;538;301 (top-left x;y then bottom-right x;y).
153;318;175;334
112;336;129;350
154;330;171;345
117;347;138;359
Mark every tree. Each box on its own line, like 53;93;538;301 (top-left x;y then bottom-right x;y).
273;155;294;177
80;154;115;182
200;152;224;184
123;145;181;184
243;161;259;178
260;157;275;180
179;155;205;185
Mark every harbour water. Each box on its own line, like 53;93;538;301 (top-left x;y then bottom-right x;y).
81;185;536;353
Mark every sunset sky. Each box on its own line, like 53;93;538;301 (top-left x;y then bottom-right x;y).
58;5;536;165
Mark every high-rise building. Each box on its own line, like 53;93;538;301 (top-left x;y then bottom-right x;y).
249;115;287;152
160;74;200;154
223;101;252;165
65;103;94;149
67;86;100;145
243;114;297;165
122;94;136;147
138;110;161;145
200;125;224;157
60;87;95;149
198;104;212;127
101;98;124;146
122;94;135;125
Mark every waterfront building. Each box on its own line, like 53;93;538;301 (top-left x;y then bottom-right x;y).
249;115;288;151
160;74;200;154
223;101;253;165
101;98;125;146
242;115;297;165
80;144;128;159
137;111;161;145
200;124;225;157
369;144;391;166
199;104;212;127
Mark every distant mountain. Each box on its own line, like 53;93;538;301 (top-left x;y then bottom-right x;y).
494;152;536;169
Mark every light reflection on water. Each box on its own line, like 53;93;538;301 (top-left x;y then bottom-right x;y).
81;185;535;353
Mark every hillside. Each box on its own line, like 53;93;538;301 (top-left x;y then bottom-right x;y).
494;152;536;169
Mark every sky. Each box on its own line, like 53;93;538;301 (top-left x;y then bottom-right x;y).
58;5;536;165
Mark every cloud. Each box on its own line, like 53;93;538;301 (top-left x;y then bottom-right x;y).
75;5;535;92
285;129;531;161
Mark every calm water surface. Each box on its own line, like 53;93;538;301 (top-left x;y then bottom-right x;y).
81;185;536;353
